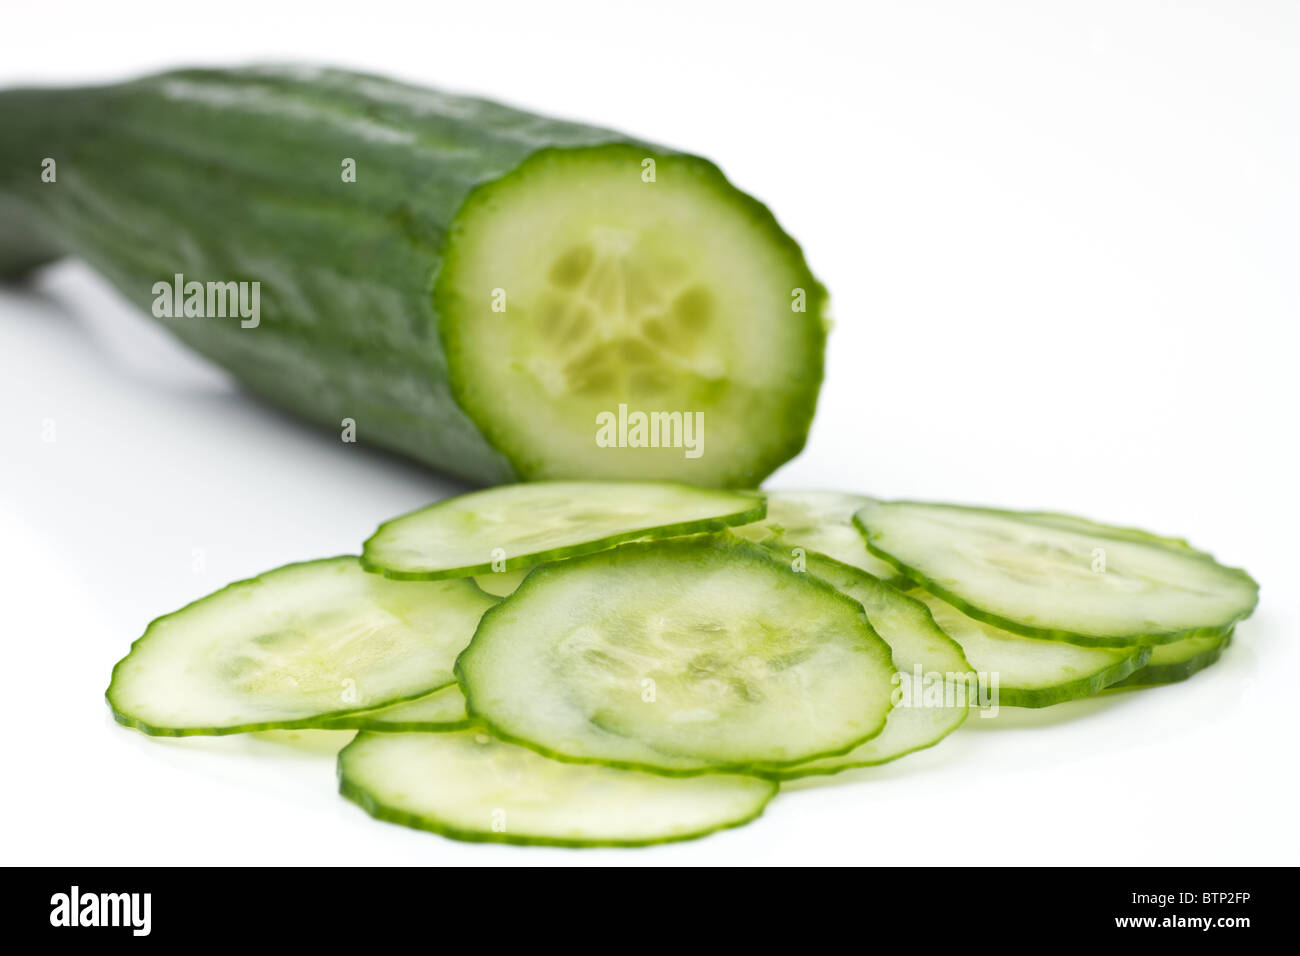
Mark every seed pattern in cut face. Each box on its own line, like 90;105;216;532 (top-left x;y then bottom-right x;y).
527;231;724;398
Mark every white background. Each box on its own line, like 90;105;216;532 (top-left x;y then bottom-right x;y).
2;0;1297;866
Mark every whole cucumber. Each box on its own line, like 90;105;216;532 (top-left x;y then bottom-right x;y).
0;67;826;486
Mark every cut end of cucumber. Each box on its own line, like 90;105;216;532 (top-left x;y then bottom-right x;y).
438;145;826;487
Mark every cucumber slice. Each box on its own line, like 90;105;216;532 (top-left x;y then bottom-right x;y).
319;684;471;731
457;536;897;774
107;557;496;735
854;500;1258;647
363;481;763;579
338;730;776;847
1114;632;1232;688
735;490;906;583
753;551;972;778
472;568;529;597
910;589;1150;707
439;145;826;486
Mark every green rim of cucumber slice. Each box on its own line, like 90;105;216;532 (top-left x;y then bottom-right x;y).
362;480;764;580
1113;631;1233;688
854;500;1258;648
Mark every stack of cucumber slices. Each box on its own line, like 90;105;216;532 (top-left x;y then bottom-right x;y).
107;483;1258;848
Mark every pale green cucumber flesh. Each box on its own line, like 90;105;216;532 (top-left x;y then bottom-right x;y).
733;489;906;584
338;730;776;847
1016;510;1201;555
319;683;471;731
752;551;972;778
911;589;1150;707
854;500;1258;647
457;536;897;774
362;480;763;579
107;557;496;735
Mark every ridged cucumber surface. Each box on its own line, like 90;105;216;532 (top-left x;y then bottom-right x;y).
0;67;826;486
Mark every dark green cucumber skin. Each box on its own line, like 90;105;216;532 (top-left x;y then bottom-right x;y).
0;67;667;484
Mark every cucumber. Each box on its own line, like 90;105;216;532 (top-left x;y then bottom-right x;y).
319;684;471;731
107;557;495;735
734;490;906;583
0;67;826;487
338;730;776;847
1113;632;1232;688
362;480;762;579
457;535;897;774
910;589;1150;707
472;569;529;597
753;550;972;777
854;500;1258;647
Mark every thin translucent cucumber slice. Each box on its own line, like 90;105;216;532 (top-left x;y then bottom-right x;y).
439;145;827;486
319;684;471;731
473;568;530;597
854;500;1258;647
107;557;496;735
910;589;1150;707
733;490;906;583
457;536;897;774
1113;631;1233;688
752;550;972;778
363;481;763;579
338;730;776;847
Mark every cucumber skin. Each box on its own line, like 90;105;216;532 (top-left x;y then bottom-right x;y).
0;67;821;486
